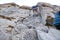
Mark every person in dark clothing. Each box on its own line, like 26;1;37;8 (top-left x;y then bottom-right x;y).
32;5;38;12
53;11;60;30
32;5;38;9
45;16;54;26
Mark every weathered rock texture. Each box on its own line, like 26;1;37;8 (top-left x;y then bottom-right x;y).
0;2;60;40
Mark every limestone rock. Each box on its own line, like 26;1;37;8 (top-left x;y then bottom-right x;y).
0;2;60;40
12;29;38;40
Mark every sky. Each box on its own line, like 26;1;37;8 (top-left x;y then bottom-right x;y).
0;0;60;7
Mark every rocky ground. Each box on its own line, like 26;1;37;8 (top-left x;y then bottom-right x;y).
0;2;60;40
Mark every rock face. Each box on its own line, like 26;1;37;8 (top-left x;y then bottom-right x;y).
0;2;60;40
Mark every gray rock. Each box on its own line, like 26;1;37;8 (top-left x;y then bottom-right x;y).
12;29;38;40
0;2;60;40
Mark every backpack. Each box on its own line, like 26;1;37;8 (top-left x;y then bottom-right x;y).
53;11;60;26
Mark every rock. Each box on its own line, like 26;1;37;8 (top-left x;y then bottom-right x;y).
48;28;60;40
36;30;56;40
12;29;38;40
36;23;48;33
0;2;60;40
14;24;28;33
0;29;11;40
22;29;38;40
37;6;54;25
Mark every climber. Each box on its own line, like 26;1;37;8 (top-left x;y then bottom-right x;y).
45;16;54;26
53;11;60;30
45;16;54;33
32;5;38;11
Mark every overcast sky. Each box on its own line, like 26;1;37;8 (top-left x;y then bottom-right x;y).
0;0;60;6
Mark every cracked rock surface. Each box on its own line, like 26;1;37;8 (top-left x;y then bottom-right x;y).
0;2;60;40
